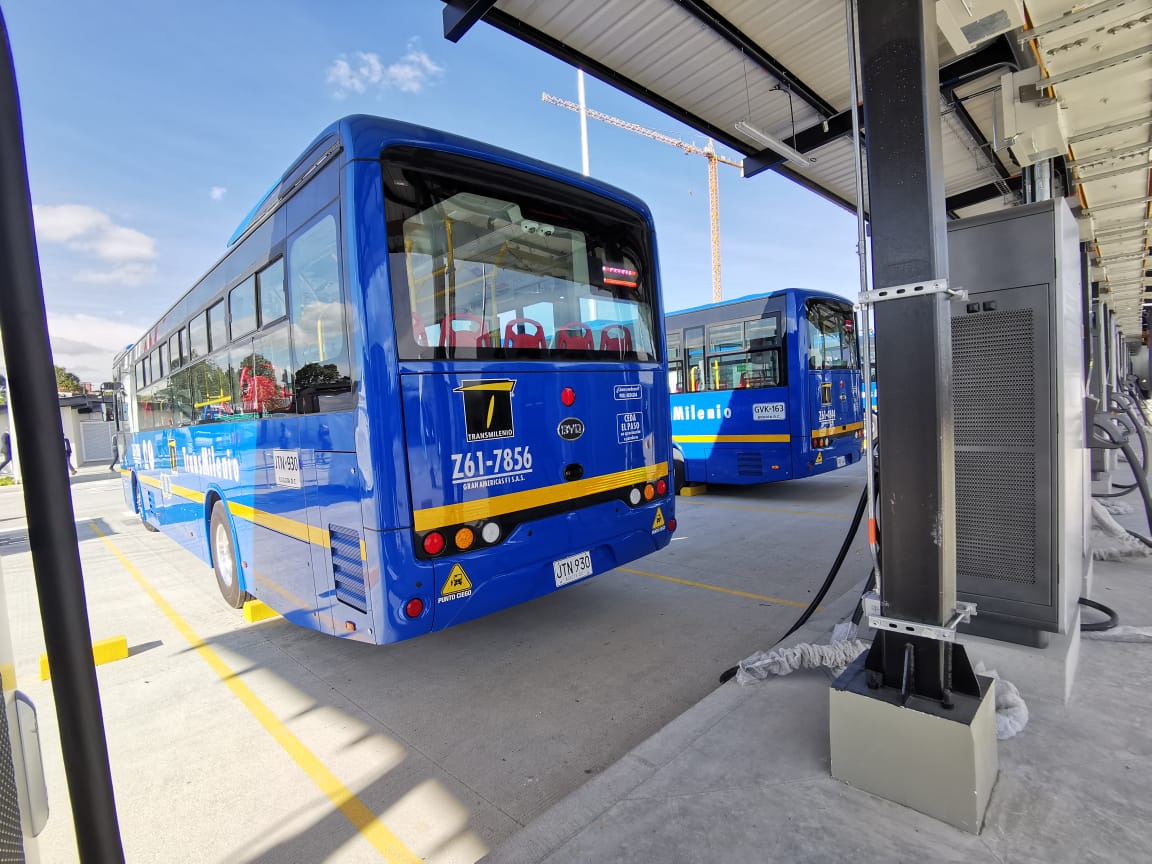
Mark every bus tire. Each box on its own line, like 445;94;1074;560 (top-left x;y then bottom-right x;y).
135;479;158;532
210;502;249;608
673;459;686;495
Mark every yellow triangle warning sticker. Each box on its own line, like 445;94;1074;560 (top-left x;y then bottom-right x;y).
441;564;473;597
815;452;824;465
652;507;666;531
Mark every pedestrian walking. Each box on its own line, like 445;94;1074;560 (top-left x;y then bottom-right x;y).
64;436;78;476
0;432;11;473
109;436;120;472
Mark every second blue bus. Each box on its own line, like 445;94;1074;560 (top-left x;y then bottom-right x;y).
667;289;864;485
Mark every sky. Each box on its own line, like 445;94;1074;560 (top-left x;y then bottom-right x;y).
5;0;862;385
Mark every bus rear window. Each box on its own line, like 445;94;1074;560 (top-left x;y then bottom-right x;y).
384;148;658;362
806;300;858;370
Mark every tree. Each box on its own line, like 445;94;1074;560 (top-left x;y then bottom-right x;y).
55;365;81;395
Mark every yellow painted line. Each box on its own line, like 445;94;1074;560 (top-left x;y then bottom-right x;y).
680;500;853;519
413;462;668;532
811;422;865;439
89;522;421;864
674;434;790;444
40;635;129;681
619;567;818;610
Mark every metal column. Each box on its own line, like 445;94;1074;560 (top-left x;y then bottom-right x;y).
858;0;971;701
0;10;125;861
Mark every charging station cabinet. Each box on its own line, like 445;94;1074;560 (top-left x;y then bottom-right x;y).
947;199;1089;640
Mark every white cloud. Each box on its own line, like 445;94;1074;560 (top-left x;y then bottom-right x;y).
38;312;148;385
210;186;227;201
75;262;155;286
31;204;109;243
327;41;444;97
32;204;157;285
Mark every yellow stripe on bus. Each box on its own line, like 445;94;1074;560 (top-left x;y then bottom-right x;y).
227;500;330;548
673;434;791;444
811;422;865;438
412;462;668;532
140;462;669;552
137;474;206;503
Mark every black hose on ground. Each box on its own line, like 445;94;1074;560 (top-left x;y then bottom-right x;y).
1091;417;1152;547
1119;435;1152;540
1125;381;1152;426
1094;415;1140;497
1079;597;1119;632
1112;394;1149;473
718;484;869;684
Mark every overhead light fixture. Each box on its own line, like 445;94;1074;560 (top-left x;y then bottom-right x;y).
734;121;815;170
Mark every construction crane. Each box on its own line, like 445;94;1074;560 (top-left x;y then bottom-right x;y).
542;91;741;303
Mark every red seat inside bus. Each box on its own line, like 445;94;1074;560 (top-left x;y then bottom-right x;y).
600;324;633;353
556;322;594;350
439;314;491;348
503;317;546;349
412;312;429;347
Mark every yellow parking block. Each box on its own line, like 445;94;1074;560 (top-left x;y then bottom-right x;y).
242;599;279;623
679;484;708;497
40;635;129;681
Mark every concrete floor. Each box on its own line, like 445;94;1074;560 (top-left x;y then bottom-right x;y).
484;498;1152;864
3;461;873;862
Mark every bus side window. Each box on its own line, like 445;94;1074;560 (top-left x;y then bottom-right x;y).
170;366;194;426
246;325;295;416
258;259;286;325
288;212;351;412
685;326;705;392
189;356;236;425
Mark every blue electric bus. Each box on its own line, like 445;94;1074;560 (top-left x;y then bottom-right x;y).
666;289;864;485
115;115;675;645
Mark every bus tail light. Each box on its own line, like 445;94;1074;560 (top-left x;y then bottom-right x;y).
455;527;475;550
561;387;576;406
668;518;677;533
405;597;424;618
481;522;501;544
656;478;668;496
422;531;446;556
643;484;655;501
628;488;642;506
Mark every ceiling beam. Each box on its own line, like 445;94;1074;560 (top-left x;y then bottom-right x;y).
442;0;498;42
671;0;839;117
945;176;1023;212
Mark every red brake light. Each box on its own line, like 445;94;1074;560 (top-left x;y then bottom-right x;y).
422;531;445;556
405;597;424;618
668;518;677;533
656;478;668;496
561;387;576;407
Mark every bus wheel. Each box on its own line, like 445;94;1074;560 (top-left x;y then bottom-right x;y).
210;502;249;608
135;479;158;532
673;459;686;495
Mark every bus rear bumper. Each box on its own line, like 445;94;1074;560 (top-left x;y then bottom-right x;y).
427;498;674;633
